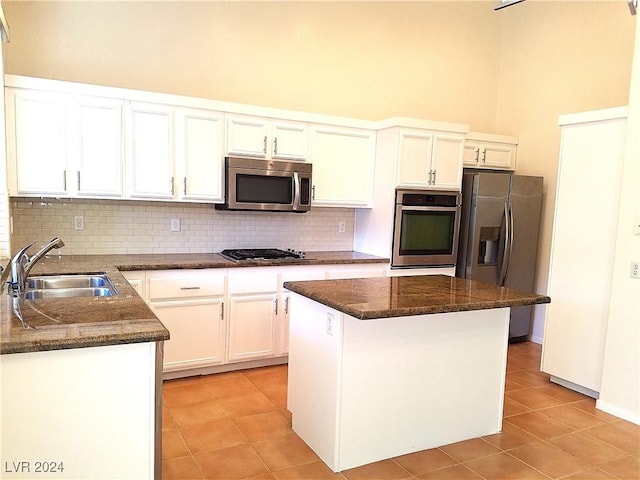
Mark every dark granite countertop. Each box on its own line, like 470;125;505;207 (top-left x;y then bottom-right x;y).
1;251;389;354
283;274;550;320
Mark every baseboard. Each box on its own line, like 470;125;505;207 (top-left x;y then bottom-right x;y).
596;399;640;425
528;334;543;344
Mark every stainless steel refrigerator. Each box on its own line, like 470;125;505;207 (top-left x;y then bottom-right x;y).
455;172;543;341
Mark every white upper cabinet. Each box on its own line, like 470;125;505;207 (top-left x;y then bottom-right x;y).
176;108;224;202
310;124;376;207
463;132;517;171
126;102;224;202
6;88;124;197
396;129;464;190
126;102;175;199
226;115;308;161
72;97;124;197
395;128;464;190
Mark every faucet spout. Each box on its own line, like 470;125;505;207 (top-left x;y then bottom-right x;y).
1;237;65;295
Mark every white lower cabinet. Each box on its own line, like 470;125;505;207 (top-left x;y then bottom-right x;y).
124;262;389;377
151;300;225;372
227;268;279;362
146;270;226;373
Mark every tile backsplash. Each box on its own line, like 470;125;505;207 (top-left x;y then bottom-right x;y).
9;198;356;256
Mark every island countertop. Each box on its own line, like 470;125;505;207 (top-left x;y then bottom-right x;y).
1;251;388;354
283;274;550;320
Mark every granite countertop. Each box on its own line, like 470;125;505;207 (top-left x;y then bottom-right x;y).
283;274;551;320
1;251;389;354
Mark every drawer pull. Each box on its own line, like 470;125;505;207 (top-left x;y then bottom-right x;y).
180;286;201;291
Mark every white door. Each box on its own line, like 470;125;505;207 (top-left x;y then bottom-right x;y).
482;143;516;170
151;299;224;372
10;89;68;195
227;293;277;362
310;125;375;207
73;97;124;197
126;102;174;198
176;108;224;202
430;134;464;190
396;131;433;188
226;116;269;157
271;121;308;161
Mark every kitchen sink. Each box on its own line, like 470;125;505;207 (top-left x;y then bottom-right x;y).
24;287;115;299
23;273;117;299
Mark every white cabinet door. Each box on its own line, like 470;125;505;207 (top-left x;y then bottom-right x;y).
396;130;463;190
226;116;270;157
126;102;174;198
227;293;277;362
396;131;433;188
7;89;68;195
176;108;224;202
151;300;225;371
310;125;376;207
482;143;516;169
431;134;464;189
463;133;517;171
271;121;308;160
73;97;124;197
227;115;308;161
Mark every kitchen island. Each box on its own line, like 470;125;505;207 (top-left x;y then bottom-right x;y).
283;274;550;473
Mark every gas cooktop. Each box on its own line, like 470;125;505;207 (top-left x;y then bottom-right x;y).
220;248;305;261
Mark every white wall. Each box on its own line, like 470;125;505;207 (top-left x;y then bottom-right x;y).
494;2;635;342
597;13;640;425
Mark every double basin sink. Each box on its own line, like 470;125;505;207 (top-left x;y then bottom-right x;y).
24;273;117;299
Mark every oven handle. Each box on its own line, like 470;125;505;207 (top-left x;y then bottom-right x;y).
292;172;301;211
398;205;460;212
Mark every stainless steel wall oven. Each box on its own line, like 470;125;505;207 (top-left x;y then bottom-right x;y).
392;189;462;268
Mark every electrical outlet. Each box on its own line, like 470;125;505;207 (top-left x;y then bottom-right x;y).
170;218;180;232
74;215;84;231
326;313;334;336
631;261;640;279
338;221;346;233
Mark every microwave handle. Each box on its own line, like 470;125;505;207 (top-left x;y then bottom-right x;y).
292;172;301;211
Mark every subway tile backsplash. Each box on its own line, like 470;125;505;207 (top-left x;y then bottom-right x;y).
9;198;356;256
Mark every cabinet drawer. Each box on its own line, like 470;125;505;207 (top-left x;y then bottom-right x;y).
228;269;279;294
148;270;225;300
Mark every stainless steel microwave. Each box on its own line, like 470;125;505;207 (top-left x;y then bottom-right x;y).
216;157;312;213
392;189;462;267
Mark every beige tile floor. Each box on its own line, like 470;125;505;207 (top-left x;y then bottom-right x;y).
162;342;639;479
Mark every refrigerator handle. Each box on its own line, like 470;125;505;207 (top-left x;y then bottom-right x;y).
498;202;512;286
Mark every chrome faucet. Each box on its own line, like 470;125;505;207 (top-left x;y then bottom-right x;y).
1;237;65;295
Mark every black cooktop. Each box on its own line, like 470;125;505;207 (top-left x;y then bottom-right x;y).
220;248;305;261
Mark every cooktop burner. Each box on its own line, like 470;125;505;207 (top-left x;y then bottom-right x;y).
220;248;305;261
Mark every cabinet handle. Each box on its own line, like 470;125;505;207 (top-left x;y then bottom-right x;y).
183;177;187;196
63;170;67;191
274;298;279;315
474;147;480;162
263;135;267;154
481;148;487;163
77;171;81;191
180;286;201;290
220;302;224;321
170;177;175;196
273;137;278;155
432;169;437;184
285;296;289;315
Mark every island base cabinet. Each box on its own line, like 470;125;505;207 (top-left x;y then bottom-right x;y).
1;342;160;479
287;294;510;472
